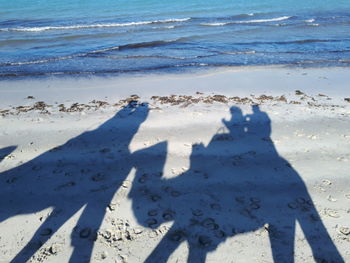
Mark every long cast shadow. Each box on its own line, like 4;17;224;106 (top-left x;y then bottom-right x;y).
129;105;344;263
0;103;152;262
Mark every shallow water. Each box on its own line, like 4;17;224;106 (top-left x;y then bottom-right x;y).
1;0;350;77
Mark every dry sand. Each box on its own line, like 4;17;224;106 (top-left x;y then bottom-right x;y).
0;67;349;263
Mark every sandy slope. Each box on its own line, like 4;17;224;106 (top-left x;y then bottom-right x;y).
0;67;349;263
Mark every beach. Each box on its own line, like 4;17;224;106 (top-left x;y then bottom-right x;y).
0;67;349;262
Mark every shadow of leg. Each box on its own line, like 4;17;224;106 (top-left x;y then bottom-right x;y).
297;212;344;263
10;207;77;263
268;220;295;263
68;203;107;263
144;226;183;263
187;244;207;263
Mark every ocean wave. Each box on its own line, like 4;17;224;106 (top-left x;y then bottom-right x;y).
201;16;291;26
90;38;184;54
0;18;191;32
0;38;185;66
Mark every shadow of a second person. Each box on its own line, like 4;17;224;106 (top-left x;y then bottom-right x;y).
129;105;344;263
0;103;152;263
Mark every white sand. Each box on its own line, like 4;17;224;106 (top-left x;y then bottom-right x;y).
0;67;349;263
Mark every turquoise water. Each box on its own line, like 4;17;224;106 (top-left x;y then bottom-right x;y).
1;0;350;77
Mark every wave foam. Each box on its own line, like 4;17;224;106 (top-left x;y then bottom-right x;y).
201;22;227;26
240;16;291;23
1;18;191;32
305;18;315;23
201;16;291;26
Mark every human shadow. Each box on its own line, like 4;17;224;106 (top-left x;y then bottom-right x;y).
129;105;344;263
0;103;152;263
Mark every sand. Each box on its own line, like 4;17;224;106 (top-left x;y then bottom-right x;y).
0;66;349;263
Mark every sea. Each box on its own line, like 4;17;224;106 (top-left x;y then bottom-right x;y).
1;0;350;78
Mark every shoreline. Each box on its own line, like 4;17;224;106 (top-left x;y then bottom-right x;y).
0;66;349;108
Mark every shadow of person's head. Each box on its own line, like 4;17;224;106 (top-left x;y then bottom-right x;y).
116;101;149;118
94;101;149;142
252;104;261;113
222;106;245;135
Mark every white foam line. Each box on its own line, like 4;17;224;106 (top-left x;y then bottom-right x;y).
236;16;291;23
2;18;191;32
201;16;291;26
305;18;315;23
201;22;227;26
